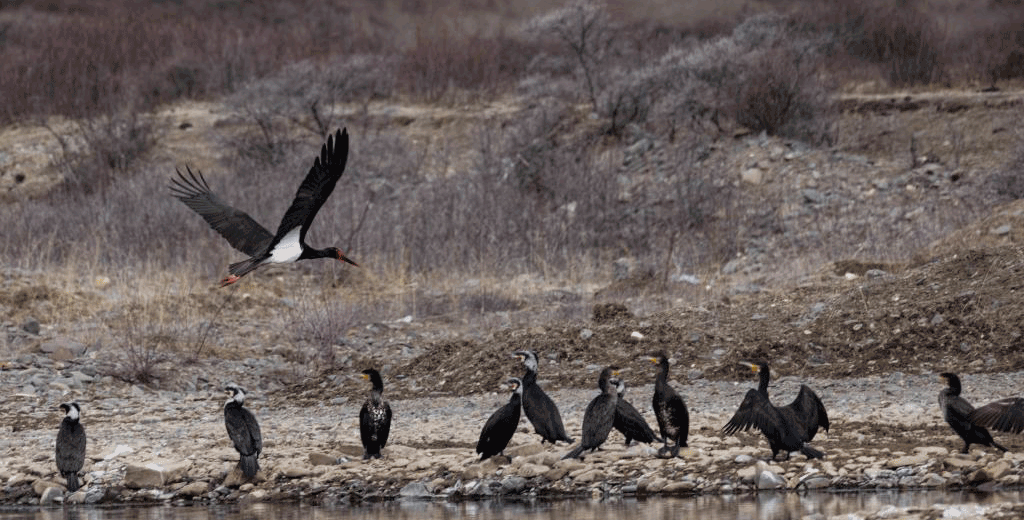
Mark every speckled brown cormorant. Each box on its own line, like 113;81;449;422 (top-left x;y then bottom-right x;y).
56;402;86;491
613;378;662;446
476;377;523;460
563;366;619;460
939;372;1007;453
171;128;357;286
722;361;827;460
359;368;392;460
224;384;262;478
648;352;689;457
515;350;573;444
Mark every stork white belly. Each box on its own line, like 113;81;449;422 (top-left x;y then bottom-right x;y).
267;227;303;264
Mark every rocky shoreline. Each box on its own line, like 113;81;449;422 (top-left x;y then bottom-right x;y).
5;351;1024;509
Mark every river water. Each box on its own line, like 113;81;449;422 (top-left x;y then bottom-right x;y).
1;491;1023;520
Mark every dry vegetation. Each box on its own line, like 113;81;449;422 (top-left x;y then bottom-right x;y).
1;0;1024;385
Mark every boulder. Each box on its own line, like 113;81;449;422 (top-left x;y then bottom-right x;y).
124;465;165;489
177;481;209;497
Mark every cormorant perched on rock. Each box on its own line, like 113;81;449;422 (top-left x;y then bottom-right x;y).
613;379;663;446
359;368;392;459
515;350;573;444
648;352;689;457
224;385;262;479
722;361;828;460
56;402;86;492
970;396;1024;434
476;377;523;460
563;367;619;460
939;372;1007;453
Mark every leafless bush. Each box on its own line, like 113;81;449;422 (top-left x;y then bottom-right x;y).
607;14;833;143
47;107;160;196
400;25;535;103
103;304;176;385
293;297;366;372
526;0;617;112
809;0;944;86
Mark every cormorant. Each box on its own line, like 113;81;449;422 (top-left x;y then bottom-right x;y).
613;379;663;446
515;350;573;444
476;377;523;460
171;128;358;286
722;361;828;460
563;366;619;460
970;397;1024;434
939;372;1007;453
359;368;392;459
55;402;86;492
224;384;262;479
648;352;689;457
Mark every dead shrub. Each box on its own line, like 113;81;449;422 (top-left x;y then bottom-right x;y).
102;304;177;385
48;108;160;196
810;0;945;86
525;0;617;112
399;24;534;102
732;45;835;144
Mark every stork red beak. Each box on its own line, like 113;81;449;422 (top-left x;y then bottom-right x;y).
338;251;359;267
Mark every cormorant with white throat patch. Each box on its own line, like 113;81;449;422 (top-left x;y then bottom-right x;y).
224;384;262;478
359;368;392;459
56;402;86;492
515;350;573;444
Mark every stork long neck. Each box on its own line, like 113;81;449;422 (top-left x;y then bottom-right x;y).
300;246;332;260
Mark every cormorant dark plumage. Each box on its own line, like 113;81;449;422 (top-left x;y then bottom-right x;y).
515;350;573;444
224;384;262;479
171;128;358;287
939;372;1007;453
55;402;86;492
563;367;619;460
648;352;689;457
722;361;828;460
476;377;523;460
613;379;663;446
359;368;392;460
970;397;1024;434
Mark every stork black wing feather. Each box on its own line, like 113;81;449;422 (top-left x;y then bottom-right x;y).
170;167;274;256
271;129;349;244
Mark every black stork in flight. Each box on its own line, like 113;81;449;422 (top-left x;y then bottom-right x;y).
171;128;358;286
